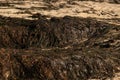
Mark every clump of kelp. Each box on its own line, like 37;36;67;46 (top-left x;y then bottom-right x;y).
0;47;119;80
0;15;118;49
0;15;120;80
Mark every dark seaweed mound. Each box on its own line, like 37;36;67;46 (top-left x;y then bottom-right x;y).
0;15;117;49
0;15;120;80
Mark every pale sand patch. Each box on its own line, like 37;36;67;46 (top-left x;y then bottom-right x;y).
0;1;119;17
0;1;120;21
0;8;19;13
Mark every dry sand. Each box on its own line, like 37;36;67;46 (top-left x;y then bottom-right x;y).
0;0;120;25
0;1;120;19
